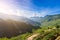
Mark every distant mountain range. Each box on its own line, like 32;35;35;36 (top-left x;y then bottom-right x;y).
30;14;60;27
30;17;42;23
30;14;60;22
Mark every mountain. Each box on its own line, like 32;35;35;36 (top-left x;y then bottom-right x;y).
0;13;40;27
0;13;40;38
30;17;42;23
30;14;60;27
30;14;60;22
31;14;60;40
41;14;60;22
0;19;33;37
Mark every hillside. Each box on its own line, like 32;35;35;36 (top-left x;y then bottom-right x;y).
30;14;60;22
0;14;60;40
0;19;39;38
30;14;60;27
0;13;40;27
28;14;60;40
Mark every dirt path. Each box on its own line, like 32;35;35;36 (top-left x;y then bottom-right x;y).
27;33;39;40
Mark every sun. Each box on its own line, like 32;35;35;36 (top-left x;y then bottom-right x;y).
0;2;13;15
0;1;17;16
0;2;22;16
0;0;24;17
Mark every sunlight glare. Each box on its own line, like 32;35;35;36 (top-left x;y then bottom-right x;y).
0;1;22;16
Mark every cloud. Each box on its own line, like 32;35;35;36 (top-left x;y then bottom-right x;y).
0;0;60;18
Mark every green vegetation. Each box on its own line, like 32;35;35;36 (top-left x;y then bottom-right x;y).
0;14;60;40
32;14;60;40
0;32;32;40
33;26;60;40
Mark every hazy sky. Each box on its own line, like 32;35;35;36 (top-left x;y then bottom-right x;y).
0;0;60;17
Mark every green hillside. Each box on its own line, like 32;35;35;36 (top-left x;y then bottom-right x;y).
31;14;60;40
0;14;60;40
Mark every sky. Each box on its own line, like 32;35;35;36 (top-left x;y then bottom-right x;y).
0;0;60;17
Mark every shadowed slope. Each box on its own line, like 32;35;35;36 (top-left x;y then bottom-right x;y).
0;19;39;38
